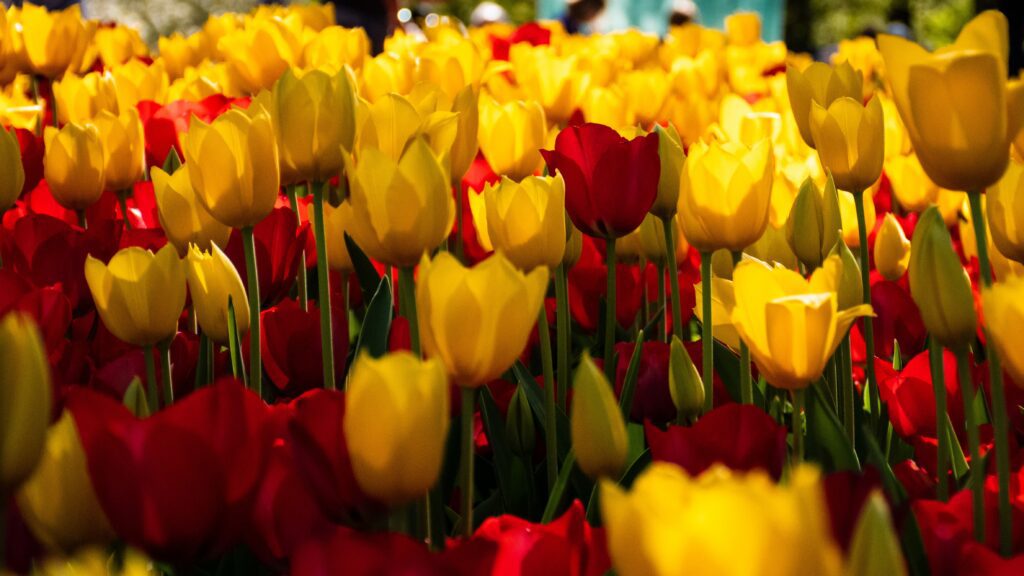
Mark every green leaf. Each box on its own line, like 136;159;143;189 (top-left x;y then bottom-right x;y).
351;276;393;360
900;509;931;576
344;232;382;300
618;330;645;419
479;386;516;512
226;296;246;387
160;147;181;175
860;423;909;504
617;447;651;489
541;450;576;523
805;382;861;471
946;412;969;482
123;378;150;418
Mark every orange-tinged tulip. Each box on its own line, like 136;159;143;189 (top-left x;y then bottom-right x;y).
986;157;1024;263
111;59;169;110
152;165;231;256
0;126;25;212
43;123;106;211
983;274;1024;388
20;3;87;78
360;52;415;102
809;95;884;192
0;313;51;495
786;61;863;148
469;173;566;271
357;92;457;163
218;18;299;94
417;251;548;387
572;352;628;479
304;26;369;72
478;93;547;181
874;213;911;281
306;201;353;273
84;244;187;347
183;105;280;229
52;71;119;125
186;244;250;344
93;24;147;67
92;109;145;192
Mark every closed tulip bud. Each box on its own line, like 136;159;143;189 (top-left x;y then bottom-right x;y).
122;379;150;418
21;3;88;78
809;95;884;192
186;244;249;344
0;313;51;494
669;336;704;420
908;206;977;351
259;67;357;185
786;174;842;269
563;223;583;268
43;123;106;211
651;123;684;219
52;71;120;125
85;244;187;347
304;26;370;72
152;165;232;256
16;411;115;552
506;385;535;457
344;352;450;505
478;94;547;181
0;126;25;211
786;61;863;147
874;213;911;280
983;275;1024;388
846;492;908;576
183;105;280;229
879;11;1024;191
986;157;1024;263
829;238;864;310
571;352;628;480
469;174;566;271
678;138;774;252
417;251;548;387
344;137;452;268
92;108;145;192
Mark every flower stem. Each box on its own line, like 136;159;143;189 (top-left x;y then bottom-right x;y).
538;304;557;492
241;225;262;396
603;237;617;380
841;335;855;450
662;216;684;340
311;182;335;391
399;266;420;356
118;189;132;230
144;345;158;410
656;263;666;342
159;339;173;407
460;386;476;537
853;191;879;426
731;250;753;404
967;190;1011;554
555;264;571;411
77;209;87;230
929;338;949;502
955;347;985;543
700;251;714;412
287;185;308;311
791;388;805;466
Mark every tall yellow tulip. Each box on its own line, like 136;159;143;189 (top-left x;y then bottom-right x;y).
218;18;299;94
43;123;106;211
186;244;250;344
986;157;1024;263
152;166;232;256
357;92;458;163
786;60;863;147
809;95;884;193
93;24;147;67
111;59;170;111
983;274;1024;388
92;108;146;192
0;126;25;211
20;3;88;78
0;313;52;495
478;93;547;181
571;352;628;480
469;174;566;271
52;71;120;125
303;26;369;72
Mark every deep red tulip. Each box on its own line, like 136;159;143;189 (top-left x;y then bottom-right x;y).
541;123;659;239
568;238;644;332
958;541;1024;576
612;341;674;424
490;22;552;61
5;285;71;361
91;331;198;402
14;127;43;195
870;279;926;359
458;153;500;264
260;298;347;396
225;206;310;307
878;350;965;441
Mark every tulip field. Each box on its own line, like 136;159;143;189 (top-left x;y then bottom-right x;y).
2;2;1024;575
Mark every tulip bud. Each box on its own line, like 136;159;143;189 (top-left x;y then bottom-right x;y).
809;95;884;193
669;336;704;421
874;213;911;281
344;352;450;505
506;385;535;457
829;238;864;310
0;313;51;495
786;61;863;148
846;492;908;576
908;206;977;351
651;122;684;219
786;174;842;270
16;411;115;552
571;352;628;479
478;94;547;181
186;244;250;344
92;108;146;192
43;123;106;211
0;126;25;211
986;157;1024;263
122;378;150;418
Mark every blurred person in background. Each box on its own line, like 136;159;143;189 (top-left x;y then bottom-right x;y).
669;0;698;26
470;1;510;27
334;0;399;54
559;0;605;34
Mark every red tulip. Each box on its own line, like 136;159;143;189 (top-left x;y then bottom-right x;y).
870;279;926;359
225;206;310;307
260;298;347;396
541;123;659;239
878;350;965;441
459;153;500;264
136;94;242;168
958;541;1024;576
14;127;43;195
612;341;674;424
568;238;644;332
91;332;198;403
491;22;552;61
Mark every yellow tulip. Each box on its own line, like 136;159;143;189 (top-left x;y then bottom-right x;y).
748;223;800;272
652;124;684;219
344;352;450;505
478;93;547;181
729;256;872;389
878;10;1024;191
360;52;415;102
469;174;566;271
93;25;147;67
20;3;87;78
874;213;911;281
809;95;884;192
357;92;458;164
632;213;691;267
43;123;106;211
417;251;548;387
908;206;977;352
449;85;480;183
152;166;232;256
183;105;280;229
343;137;452;268
16;411;115;552
417;39;485;104
983;274;1024;388
52;71;119;125
785;174;842;270
880;94;912;159
111;59;169;110
186;244;250;344
838;187;875;248
621;69;672;125
572;352;628;480
669;336;704;421
693;275;741;351
581;86;634;132
257;67;357;185
678;138;774;253
37;548;153;576
958;196;1024;282
725;12;763;46
304;26;369;72
601;463;843;576
158;32;204;80
92;108;145;192
306;201;353;273
0;313;51;495
218;18;299;94
886;153;939;212
0;126;25;211
986;157;1024;263
84;244;187;347
510;45;585;125
786;61;863;148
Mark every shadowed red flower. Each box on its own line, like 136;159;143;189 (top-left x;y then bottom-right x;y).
646;403;787;479
612;341;674;424
226;206;310;307
14;127;43;195
822;468;883;551
568;238;644;332
870;279;926;359
541;123;659;239
878;350;964;441
491;22;552;60
0;285;69;362
457;153;500;264
260;298;347;397
958;541;1024;576
91;331;198;403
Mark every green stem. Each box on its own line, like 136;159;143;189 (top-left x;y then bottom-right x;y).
118;190;132;230
656;263;666;342
731;250;753;404
31;74;41;136
967;190;1011;554
662;216;684;339
603;237;617;380
159;339;173;407
311;182;336;391
700;251;714;412
541;450;576;523
791;388;805;466
460;387;476;537
955;348;985;543
77;209;87;230
539;304;557;492
841;335;855;450
853;191;879;426
287;185;308;311
399;267;421;356
144;345;158;410
241;226;262;396
555;264;571;412
929;338;949;502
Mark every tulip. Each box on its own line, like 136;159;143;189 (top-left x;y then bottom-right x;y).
306;201;353;273
631;214;690;268
16;411;115;552
668;336;704;422
344;352;450;505
908;206;977;352
725;12;763;46
152;165;232;256
878;10;1024;192
600;463;843;576
417;38;485;104
469;173;566;271
43;123;106;212
847;492;909;576
651;123;684;219
829;238;864;310
692;274;741;351
343;137;452;268
357;92;457;163
448;85;480;184
621;69;672;125
983;274;1024;388
809;95;884;193
786;61;863;147
506;385;535;457
510;46;585;125
303;26;370;72
0;126;25;212
785;174;842;270
92;108;146;192
20;3;88;78
360;52;415;102
52;71;120;125
93;24;146;67
112;58;170;108
581;86;634;132
158;32;202;79
986;157;1024;263
37;548;153;576
0;313;51;494
874;213;911;281
218;18;299;94
182;105;280;230
478;94;547;181
186;244;250;344
572;352;628;479
837;187;875;248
